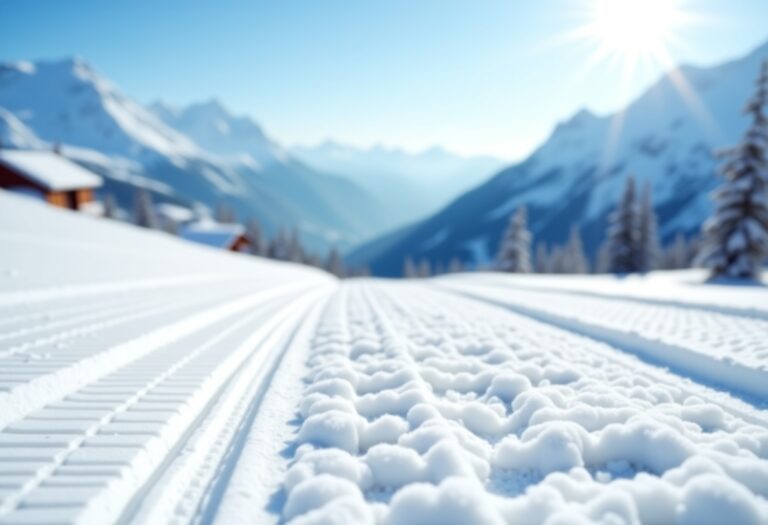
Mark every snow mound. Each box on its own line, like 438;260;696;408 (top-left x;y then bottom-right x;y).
280;281;768;524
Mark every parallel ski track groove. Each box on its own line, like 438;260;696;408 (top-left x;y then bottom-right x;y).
430;283;768;428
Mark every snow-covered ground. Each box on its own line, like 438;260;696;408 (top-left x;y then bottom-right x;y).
1;191;767;525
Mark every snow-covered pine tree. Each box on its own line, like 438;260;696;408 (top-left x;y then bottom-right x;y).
595;241;611;273
698;60;768;280
417;259;432;278
564;226;590;273
638;182;660;273
102;193;119;220
551;245;569;273
268;228;290;261
246;219;267;256
403;256;417;278
288;228;305;263
606;175;641;273
496;206;532;273
534;243;549;273
216;202;237;224
662;233;690;269
448;257;464;274
325;247;344;277
133;188;156;229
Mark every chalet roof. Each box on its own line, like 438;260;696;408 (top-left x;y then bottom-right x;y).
0;149;103;191
180;221;246;249
155;202;195;223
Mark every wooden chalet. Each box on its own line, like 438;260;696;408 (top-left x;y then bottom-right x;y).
180;221;251;252
0;149;103;210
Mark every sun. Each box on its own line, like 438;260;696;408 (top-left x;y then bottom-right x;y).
585;0;686;63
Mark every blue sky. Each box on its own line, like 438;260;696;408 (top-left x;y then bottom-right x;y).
1;0;767;159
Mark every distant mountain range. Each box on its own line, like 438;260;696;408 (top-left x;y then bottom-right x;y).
348;39;768;276
292;141;503;227
0;58;393;252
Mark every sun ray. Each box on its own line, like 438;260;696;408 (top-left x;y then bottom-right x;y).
551;0;723;167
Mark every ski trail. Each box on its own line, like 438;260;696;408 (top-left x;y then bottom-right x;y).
434;280;768;403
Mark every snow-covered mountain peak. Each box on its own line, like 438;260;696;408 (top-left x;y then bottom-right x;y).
350;38;768;275
0;57;200;160
149;98;287;166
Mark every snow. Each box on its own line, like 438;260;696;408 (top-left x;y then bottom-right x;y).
274;280;768;524
0;107;45;149
154;202;195;223
0;149;102;191
179;221;246;249
355;40;768;273
149;99;288;167
0;59;201;160
1;191;767;524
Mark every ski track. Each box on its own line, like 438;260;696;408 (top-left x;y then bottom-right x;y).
434;280;768;402
1;265;767;524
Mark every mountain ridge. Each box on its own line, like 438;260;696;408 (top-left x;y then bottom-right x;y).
0;57;390;251
348;39;768;275
292;140;504;227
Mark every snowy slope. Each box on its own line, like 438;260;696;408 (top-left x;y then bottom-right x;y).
350;40;768;275
0;107;44;149
0;59;390;251
293;141;504;226
1;191;767;524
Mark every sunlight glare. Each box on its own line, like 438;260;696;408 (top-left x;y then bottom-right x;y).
588;0;684;60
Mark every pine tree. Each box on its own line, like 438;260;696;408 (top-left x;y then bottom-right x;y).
606;175;641;273
325;246;344;277
698;60;768;280
102;193;119;220
417;259;432;278
595;241;611;274
662;233;690;269
534;243;549;273
403;256;418;278
303;253;323;269
448;257;464;274
638;182;660;273
133;188;156;229
216;202;237;224
246;219;267;256
268;228;290;261
550;245;567;273
564;226;589;273
496;206;532;273
288;228;305;263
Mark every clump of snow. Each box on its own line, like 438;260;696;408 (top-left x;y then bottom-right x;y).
280;282;768;524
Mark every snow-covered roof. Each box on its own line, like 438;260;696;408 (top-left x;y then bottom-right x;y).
0;149;103;191
180;221;246;249
155;202;195;223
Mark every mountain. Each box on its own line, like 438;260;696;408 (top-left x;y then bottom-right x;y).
292;141;504;226
0;107;44;149
0;58;389;251
349;40;768;276
148;99;289;167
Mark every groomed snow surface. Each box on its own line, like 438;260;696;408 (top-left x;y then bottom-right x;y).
1;191;768;525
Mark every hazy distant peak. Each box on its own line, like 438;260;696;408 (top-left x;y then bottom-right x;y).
149;98;284;165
